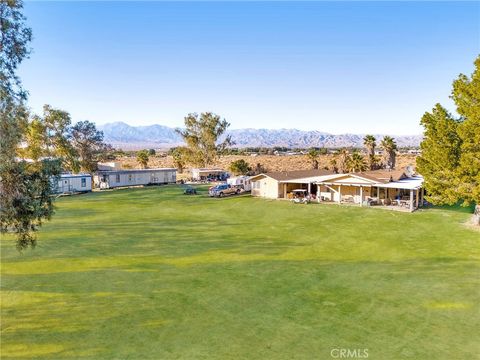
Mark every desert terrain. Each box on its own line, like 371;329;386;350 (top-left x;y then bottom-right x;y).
116;154;418;176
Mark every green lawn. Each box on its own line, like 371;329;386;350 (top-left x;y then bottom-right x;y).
1;186;479;359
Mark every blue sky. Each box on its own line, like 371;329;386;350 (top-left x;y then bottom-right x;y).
20;1;479;134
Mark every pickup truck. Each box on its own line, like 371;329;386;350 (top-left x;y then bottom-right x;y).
208;184;241;197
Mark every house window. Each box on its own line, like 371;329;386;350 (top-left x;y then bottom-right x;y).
81;178;86;187
116;174;120;183
128;174;133;182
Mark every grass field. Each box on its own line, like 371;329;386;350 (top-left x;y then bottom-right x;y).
1;186;479;359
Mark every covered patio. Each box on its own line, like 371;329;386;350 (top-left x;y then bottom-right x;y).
315;172;424;212
371;176;425;212
279;174;338;200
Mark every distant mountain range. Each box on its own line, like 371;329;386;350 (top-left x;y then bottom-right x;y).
98;122;422;150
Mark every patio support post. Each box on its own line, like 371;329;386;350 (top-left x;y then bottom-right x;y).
415;189;419;209
359;186;363;206
308;182;311;195
409;189;414;212
283;184;287;199
317;185;321;203
420;188;424;207
338;185;342;204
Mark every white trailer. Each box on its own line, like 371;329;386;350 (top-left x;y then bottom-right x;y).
93;168;176;189
227;176;252;191
190;168;229;181
54;174;92;194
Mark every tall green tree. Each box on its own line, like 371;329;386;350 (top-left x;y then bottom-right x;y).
176;112;232;167
306;148;319;170
416;104;461;205
136;150;149;169
1;0;60;249
419;56;480;224
380;136;397;169
453;57;480;224
70;120;107;174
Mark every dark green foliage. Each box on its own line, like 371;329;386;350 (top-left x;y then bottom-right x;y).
0;0;32;101
229;159;251;175
0;0;62;249
417;104;461;205
0;159;61;250
418;56;480;223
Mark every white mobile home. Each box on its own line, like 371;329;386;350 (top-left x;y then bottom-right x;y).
227;176;252;191
54;174;92;194
94;168;176;189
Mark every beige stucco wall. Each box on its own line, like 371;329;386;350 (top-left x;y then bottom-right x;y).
251;177;281;199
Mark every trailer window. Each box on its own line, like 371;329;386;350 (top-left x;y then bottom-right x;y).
116;174;120;183
81;178;86;187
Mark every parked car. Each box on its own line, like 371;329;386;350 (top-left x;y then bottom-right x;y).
209;184;241;197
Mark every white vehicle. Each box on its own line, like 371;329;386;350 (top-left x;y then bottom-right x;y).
227;176;251;191
291;189;310;204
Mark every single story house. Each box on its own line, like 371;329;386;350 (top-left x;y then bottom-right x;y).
190;168;229;181
315;169;424;211
54;173;92;194
94;168;176;189
250;169;336;199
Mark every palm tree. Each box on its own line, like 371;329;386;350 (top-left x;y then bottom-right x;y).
380;136;397;169
346;151;368;173
337;148;349;173
307;148;319;169
363;134;377;170
136;150;149;169
329;158;338;173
